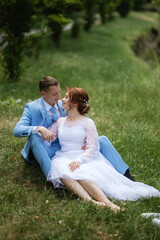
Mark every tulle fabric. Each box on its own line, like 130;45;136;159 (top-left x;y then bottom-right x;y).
48;117;160;201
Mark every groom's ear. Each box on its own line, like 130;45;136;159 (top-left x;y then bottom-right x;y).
41;90;46;97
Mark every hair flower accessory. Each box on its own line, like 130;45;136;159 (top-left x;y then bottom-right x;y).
84;99;89;107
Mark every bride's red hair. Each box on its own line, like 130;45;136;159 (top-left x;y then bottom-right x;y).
67;87;90;115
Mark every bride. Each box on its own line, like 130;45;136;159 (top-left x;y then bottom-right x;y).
43;87;160;212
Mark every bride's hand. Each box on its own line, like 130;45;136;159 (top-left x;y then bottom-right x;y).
69;161;81;171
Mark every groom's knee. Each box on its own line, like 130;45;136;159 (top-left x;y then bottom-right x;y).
30;134;43;147
99;136;110;146
99;135;109;141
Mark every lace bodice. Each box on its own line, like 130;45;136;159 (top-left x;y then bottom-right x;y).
49;117;100;163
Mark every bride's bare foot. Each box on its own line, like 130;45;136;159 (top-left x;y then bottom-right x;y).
106;202;120;213
91;199;106;207
92;200;121;212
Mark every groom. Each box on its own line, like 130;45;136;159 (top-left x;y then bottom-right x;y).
13;76;134;181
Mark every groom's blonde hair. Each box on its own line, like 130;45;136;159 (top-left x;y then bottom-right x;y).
39;76;59;92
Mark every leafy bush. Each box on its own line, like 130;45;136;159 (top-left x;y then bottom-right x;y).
0;0;35;81
96;0;120;24
82;0;97;31
23;30;47;60
105;0;120;20
133;0;147;11
47;14;71;48
97;0;107;24
117;0;134;17
43;0;78;47
65;1;82;38
71;15;81;38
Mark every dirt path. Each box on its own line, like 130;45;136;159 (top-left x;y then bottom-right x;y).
131;12;158;23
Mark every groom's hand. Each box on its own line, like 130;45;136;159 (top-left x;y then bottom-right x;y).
37;126;56;143
81;138;86;150
69;161;81;171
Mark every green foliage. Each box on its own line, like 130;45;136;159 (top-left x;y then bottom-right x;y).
43;0;77;48
97;0;107;24
117;0;134;17
71;14;81;38
105;0;120;20
23;31;46;60
82;0;97;31
133;0;147;11
47;13;71;24
152;0;160;15
65;0;82;13
47;15;70;48
0;0;82;79
152;0;160;4
0;0;35;81
97;0;120;24
65;1;82;38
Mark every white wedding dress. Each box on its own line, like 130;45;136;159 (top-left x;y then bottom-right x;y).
47;117;160;201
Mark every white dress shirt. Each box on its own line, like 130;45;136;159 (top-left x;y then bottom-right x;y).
43;100;60;119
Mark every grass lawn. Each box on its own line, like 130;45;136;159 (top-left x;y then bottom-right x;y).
0;11;160;240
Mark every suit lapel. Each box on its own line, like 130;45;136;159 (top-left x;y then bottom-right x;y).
38;97;52;126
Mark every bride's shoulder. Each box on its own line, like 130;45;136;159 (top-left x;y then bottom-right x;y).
57;117;67;123
85;117;95;125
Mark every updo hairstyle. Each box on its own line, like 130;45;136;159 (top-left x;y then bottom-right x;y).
67;87;90;115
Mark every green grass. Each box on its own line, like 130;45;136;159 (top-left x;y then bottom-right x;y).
0;11;160;239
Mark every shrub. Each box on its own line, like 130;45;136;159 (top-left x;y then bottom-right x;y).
117;0;134;18
133;0;147;11
97;0;107;24
82;0;97;31
65;1;82;38
47;14;70;48
0;0;35;81
42;0;73;48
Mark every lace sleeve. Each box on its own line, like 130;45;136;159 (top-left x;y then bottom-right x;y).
48;120;58;139
75;118;99;163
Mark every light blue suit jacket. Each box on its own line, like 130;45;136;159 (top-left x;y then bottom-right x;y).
13;97;67;162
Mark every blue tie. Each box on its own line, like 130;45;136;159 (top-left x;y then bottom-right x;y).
50;106;58;122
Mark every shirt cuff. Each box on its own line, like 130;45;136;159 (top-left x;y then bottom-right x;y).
32;127;42;137
32;126;39;134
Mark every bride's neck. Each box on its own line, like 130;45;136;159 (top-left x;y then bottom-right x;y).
67;108;84;121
